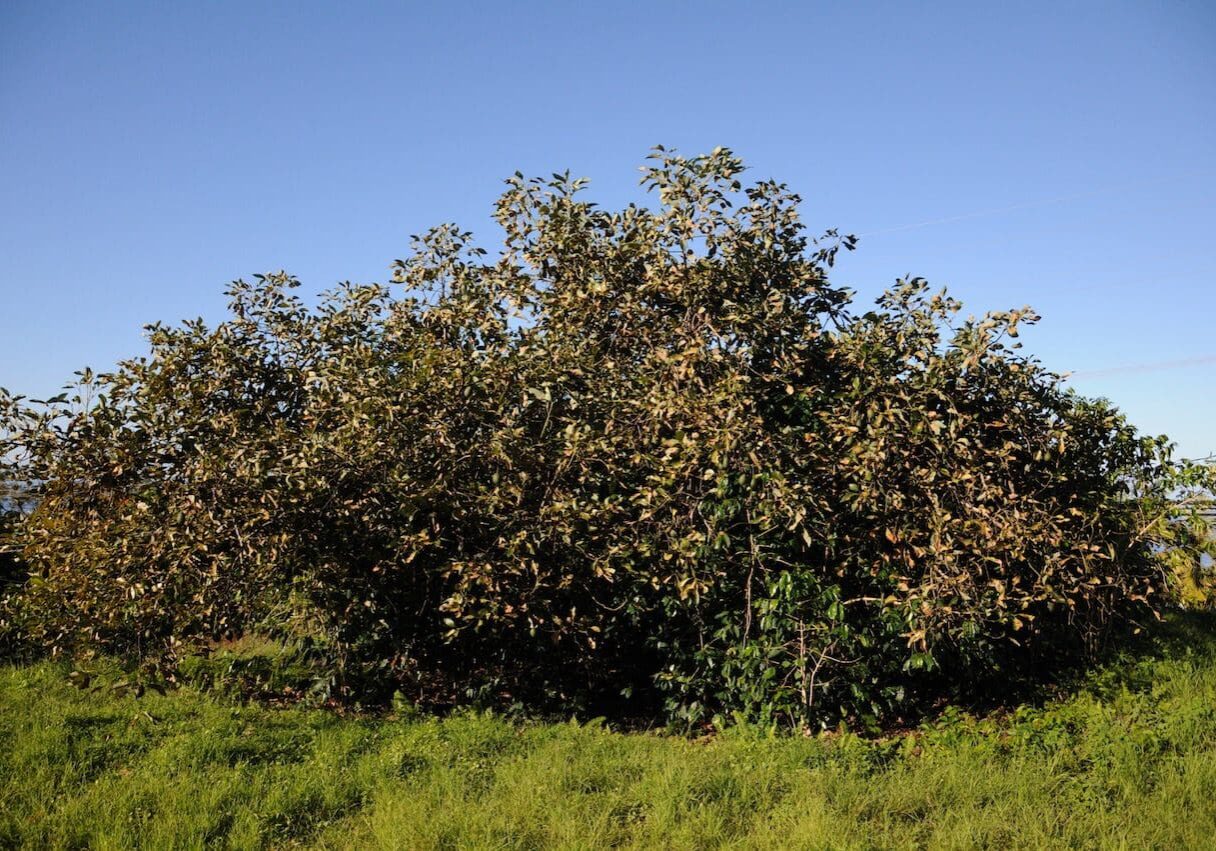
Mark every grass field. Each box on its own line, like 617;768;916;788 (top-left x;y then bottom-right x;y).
2;615;1215;849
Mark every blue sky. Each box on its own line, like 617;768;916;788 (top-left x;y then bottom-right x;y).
2;1;1213;457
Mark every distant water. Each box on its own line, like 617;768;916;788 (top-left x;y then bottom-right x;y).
0;481;38;515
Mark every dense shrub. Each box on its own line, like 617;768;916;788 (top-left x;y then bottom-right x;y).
1;149;1212;726
0;511;20;601
0;483;28;644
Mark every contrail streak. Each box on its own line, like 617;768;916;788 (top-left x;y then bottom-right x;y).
1066;354;1216;380
857;171;1210;238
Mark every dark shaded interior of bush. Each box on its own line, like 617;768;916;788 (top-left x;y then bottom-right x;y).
1;149;1212;728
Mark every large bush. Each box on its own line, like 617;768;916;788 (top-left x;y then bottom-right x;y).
1;149;1212;726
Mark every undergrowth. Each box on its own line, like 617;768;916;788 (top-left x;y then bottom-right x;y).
1;612;1214;849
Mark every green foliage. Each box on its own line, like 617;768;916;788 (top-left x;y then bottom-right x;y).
175;635;330;704
1;148;1212;726
3;613;1216;848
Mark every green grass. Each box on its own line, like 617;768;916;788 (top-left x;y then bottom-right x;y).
3;615;1216;849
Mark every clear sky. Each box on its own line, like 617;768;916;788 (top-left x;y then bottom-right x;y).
2;1;1213;458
